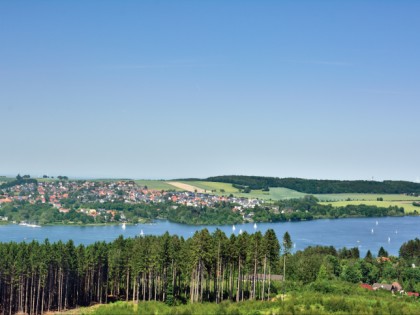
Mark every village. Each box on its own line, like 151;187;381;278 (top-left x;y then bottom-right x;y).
0;179;264;223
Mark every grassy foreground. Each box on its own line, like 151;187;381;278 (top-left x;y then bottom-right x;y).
64;289;419;315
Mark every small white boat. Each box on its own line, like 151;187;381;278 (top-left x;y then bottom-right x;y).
232;225;236;232
253;223;257;229
239;229;243;235
388;237;391;243
376;221;379;226
122;223;126;230
371;229;374;234
395;230;398;234
19;222;41;228
140;229;144;236
27;224;41;228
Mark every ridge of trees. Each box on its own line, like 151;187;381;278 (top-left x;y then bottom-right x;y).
204;175;420;194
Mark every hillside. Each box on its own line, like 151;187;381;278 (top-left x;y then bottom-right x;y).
204;176;420;194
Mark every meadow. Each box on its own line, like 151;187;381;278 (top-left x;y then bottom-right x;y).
68;288;420;315
134;180;183;191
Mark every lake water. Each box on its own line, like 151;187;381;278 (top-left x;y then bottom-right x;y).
1;216;419;256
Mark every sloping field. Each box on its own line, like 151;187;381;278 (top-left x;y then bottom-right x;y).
134;180;183;191
167;181;205;193
178;181;240;193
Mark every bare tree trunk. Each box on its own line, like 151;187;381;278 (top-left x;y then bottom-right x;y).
262;255;267;301
236;258;241;302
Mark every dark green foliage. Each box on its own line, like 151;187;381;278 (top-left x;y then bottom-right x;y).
399;238;420;264
1;233;419;314
378;246;389;257
206;175;420;194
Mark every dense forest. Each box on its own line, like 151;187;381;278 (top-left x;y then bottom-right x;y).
205;176;420;194
0;231;419;315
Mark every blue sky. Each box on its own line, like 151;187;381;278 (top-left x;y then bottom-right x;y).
1;1;419;181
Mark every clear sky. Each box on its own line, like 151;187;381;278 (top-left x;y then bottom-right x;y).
1;1;419;181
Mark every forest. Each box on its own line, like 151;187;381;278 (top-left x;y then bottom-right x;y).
0;231;419;315
205;176;420;194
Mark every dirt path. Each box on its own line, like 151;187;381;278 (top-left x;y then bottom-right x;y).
167;182;205;193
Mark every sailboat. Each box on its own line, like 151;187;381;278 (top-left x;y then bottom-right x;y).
388;237;391;243
239;229;243;235
253;223;257;229
122;223;126;230
140;229;144;236
376;221;379;226
371;228;374;234
232;225;236;232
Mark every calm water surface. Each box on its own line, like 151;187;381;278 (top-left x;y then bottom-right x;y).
1;217;419;256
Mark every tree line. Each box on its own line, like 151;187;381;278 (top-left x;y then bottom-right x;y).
0;229;283;314
205;176;420;194
1;230;419;315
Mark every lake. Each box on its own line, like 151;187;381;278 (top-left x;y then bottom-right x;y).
1;216;419;256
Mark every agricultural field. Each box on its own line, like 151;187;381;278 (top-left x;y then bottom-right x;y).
176;182;310;201
0;176;15;183
177;180;241;193
134;180;183;191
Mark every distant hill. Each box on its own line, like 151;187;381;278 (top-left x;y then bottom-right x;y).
204;175;420;194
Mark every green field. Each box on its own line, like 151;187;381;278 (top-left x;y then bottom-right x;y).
134;180;183;191
0;176;15;183
178;181;241;193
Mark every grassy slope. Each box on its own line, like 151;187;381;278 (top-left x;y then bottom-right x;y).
134;180;183;191
67;289;420;315
178;181;240;193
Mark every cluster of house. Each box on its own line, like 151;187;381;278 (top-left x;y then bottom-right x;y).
0;180;264;220
360;282;419;297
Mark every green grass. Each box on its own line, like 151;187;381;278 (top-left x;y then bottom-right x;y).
179;181;241;193
134;180;183;191
0;176;16;184
73;288;420;315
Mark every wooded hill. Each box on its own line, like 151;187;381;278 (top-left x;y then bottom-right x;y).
205;176;420;194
